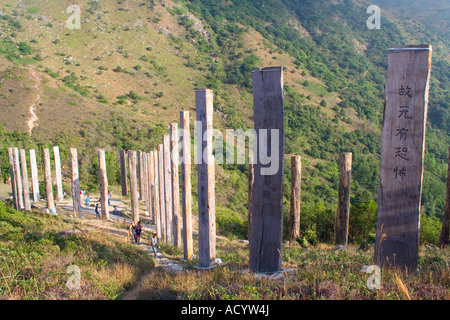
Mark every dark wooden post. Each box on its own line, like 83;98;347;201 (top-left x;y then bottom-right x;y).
290;155;301;244
334;152;352;246
128;150;139;224
119;150;128;197
7;148;18;210
180;111;193;260
12;148;24;210
375;45;433;270
438;146;450;247
53;146;64;202
196;89;216;267
163;135;174;245
43;148;55;212
19;149;31;211
98;149;109;220
171;123;182;248
249;67;284;273
70;148;81;216
157;144;166;241
29;149;40;202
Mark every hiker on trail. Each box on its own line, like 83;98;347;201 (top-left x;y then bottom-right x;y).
85;195;90;207
95;202;100;218
135;221;142;245
113;206;118;215
107;191;112;205
130;222;136;243
151;233;159;258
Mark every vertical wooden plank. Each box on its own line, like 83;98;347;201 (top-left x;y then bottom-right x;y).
70;148;81;216
438;146;450;247
43;148;55;212
153;149;162;237
142;152;149;216
334;152;352;246
98;149;109;220
290;155;301;244
163;135;174;245
19;149;31;211
374;45;433;270
7;148;18;210
157;144;166;241
119;150;128;197
149;151;156;224
53;146;64;201
29;149;40;202
13;148;24;210
137;151;144;200
195;89;216;267
128;150;139;224
180;111;193;260
171;123;182;248
249;67;284;273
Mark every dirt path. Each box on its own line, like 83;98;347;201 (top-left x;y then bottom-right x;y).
26;68;42;135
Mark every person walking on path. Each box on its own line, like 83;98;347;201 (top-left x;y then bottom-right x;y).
129;222;136;243
135;221;142;245
85;195;90;208
151;233;159;257
95;202;100;218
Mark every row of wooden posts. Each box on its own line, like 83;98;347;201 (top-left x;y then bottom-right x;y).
6;55;450;272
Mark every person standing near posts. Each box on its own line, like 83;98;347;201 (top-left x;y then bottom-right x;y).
95;202;100;218
135;221;142;245
151;233;159;257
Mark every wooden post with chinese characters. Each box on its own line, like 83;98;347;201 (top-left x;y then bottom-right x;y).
29;149;40;202
149;151;156;225
137;151;144;200
290;155;301;244
128;150;139;224
43;148;55;212
142;152;149;216
7;148;18;210
180;111;193;260
153;149;162;238
70;148;81;216
53;146;64;202
334;152;352;246
19;149;31;211
119;150;128;197
196;89;216;268
163;135;174;245
171;123;182;248
438;146;450;248
157;144;166;241
13;148;24;210
375;45;432;270
98;149;109;220
249;67;284;273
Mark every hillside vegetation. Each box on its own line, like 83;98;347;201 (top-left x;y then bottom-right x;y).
0;0;448;246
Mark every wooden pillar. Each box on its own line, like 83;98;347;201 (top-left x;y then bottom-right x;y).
180;111;193;260
195;89;216;267
137;150;143;200
98;149;109;220
153;149;162;237
53;146;63;201
128;150;139;224
374;45;433;271
142;152;149;216
119;150;128;196
7;148;18;210
249;67;284;273
19;149;31;211
438;146;450;247
70;148;81;216
12;148;24;210
157;144;166;241
163;135;174;245
289;155;301;244
43;148;55;212
29;149;40;202
171;123;182;248
148;151;156;224
334;152;352;246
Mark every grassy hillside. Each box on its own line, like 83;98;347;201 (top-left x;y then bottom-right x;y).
0;0;448;245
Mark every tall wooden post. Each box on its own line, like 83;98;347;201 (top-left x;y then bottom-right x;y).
196;89;216;267
171;123;182;248
53;146;64;201
7;148;18;210
153;149;162;237
70;148;81;216
19;149;31;211
157;144;166;240
334;152;352;246
290;155;301;244
180;111;193;260
163;135;174;245
43;148;55;212
12;148;24;210
438;146;450;248
119;150;128;197
375;45;433;270
249;67;284;273
149;151;156;224
128;150;139;224
142;152;149;216
145;152;152;221
29;149;40;202
137;151;144;200
98;149;109;220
